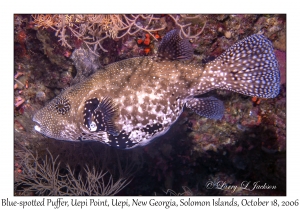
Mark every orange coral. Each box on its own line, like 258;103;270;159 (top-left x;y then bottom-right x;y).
143;34;151;45
251;96;257;102
144;48;151;55
154;31;161;39
137;38;143;45
252;96;261;105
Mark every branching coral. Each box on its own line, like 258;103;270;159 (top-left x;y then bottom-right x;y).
14;147;134;196
31;14;206;56
168;14;206;39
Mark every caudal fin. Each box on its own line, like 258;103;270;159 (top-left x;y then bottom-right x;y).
200;34;280;98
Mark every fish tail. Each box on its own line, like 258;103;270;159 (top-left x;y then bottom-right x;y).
200;34;280;98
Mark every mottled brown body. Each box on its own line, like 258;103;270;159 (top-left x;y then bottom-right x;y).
34;56;205;146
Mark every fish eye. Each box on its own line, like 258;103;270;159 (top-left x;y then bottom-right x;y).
56;103;65;109
51;96;71;115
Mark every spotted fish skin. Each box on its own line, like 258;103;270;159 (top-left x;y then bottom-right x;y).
33;30;280;149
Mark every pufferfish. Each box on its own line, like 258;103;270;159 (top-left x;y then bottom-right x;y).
33;29;280;149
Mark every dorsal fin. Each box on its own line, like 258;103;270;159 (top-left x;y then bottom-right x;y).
157;29;194;61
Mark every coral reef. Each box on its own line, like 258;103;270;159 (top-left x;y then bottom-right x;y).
14;14;286;196
14;147;135;196
31;14;205;56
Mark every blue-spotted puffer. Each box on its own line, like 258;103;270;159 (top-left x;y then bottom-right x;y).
33;30;280;149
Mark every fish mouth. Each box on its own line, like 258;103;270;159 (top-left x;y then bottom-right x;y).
34;124;41;133
32;114;42;133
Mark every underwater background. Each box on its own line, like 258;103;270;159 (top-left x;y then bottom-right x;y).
13;14;286;196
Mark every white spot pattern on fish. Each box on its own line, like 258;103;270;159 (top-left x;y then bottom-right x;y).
33;30;280;149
